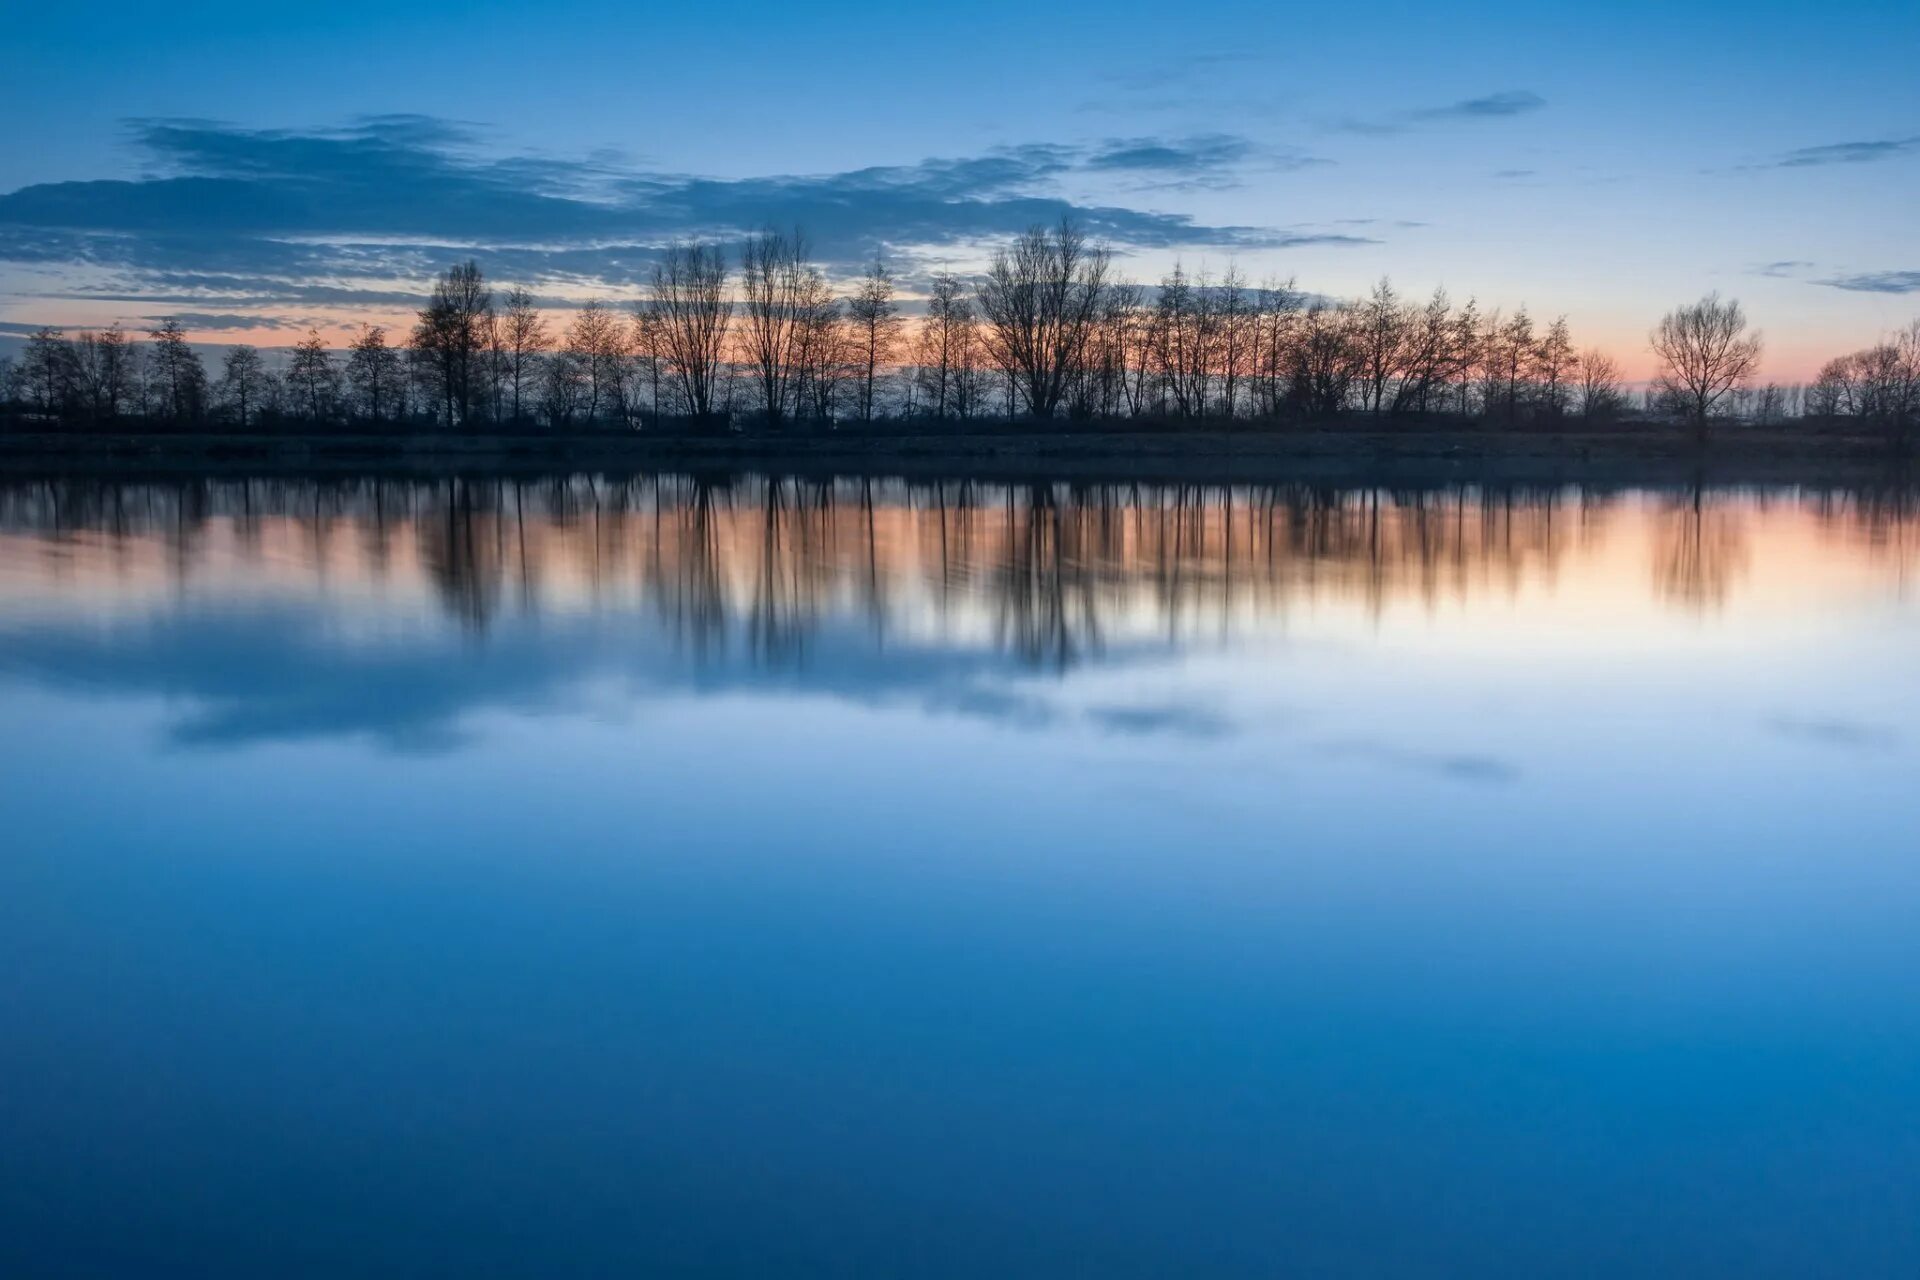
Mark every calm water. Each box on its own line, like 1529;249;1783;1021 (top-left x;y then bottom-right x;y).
2;472;1918;1277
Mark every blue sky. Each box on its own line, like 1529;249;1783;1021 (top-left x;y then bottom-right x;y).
3;0;1916;375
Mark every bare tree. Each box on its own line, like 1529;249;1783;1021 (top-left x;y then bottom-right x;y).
18;328;74;418
790;270;847;422
976;220;1111;419
1216;266;1251;418
411;261;493;428
346;324;404;424
739;228;813;425
1650;293;1763;441
499;287;550;424
847;258;904;422
632;306;666;424
71;325;137;424
565;300;629;424
146;318;207;426
287;329;340;424
1354;277;1408;415
914;270;974;421
1534;316;1576;419
649;241;732;421
1575;348;1624;423
219;345;269;429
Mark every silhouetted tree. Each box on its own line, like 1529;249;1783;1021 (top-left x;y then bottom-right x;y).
411;261;493;427
287;329;340;424
1535;317;1576;419
1651;293;1763;441
346;325;404;424
565;300;629;424
498;286;549;424
20;327;76;419
1576;348;1625;423
648;241;731;420
848;258;903;422
976;220;1111;418
1354;277;1407;415
219;346;269;429
72;325;137;424
739;229;820;425
145;318;206;426
914;270;974;421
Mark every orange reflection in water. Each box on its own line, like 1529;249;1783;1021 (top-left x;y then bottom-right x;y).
0;476;1914;665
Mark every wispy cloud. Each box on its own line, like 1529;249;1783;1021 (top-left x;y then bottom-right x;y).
1817;270;1920;294
1764;135;1920;168
1328;90;1546;136
140;311;308;332
1085;134;1258;174
1411;90;1547;122
1752;259;1813;278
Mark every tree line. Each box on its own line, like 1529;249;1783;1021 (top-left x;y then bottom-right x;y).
4;221;1916;442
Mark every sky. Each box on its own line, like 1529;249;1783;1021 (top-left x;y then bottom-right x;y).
1;0;1916;379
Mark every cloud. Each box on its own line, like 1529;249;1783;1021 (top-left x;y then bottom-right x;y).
0;117;1351;313
141;311;307;331
1329;90;1546;135
1411;90;1547;121
1085;134;1259;174
1752;259;1813;278
1491;168;1536;180
1265;233;1377;248
1817;270;1920;294
1765;135;1920;168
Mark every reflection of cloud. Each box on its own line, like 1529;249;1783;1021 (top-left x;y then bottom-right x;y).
0;608;1182;752
1087;704;1233;739
0;116;1323;308
1766;715;1901;753
1320;739;1519;785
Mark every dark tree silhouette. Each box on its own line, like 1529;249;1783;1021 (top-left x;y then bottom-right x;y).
1651;293;1763;442
411;261;493;428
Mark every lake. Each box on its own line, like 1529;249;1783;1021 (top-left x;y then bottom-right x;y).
2;471;1917;1276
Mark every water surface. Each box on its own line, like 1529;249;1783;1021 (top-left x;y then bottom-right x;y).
2;473;1918;1276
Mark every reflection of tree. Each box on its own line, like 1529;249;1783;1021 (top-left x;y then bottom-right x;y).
1809;482;1918;593
4;473;1914;661
749;478;810;666
1654;483;1750;611
989;484;1098;668
652;478;730;658
418;477;503;632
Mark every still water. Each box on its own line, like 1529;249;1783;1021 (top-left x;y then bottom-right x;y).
1;472;1917;1276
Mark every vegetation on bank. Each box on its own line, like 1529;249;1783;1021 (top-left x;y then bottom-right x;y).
4;223;1917;447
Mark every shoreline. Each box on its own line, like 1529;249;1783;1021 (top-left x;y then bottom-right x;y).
0;428;1911;488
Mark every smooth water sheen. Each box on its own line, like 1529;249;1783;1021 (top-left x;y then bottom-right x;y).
2;473;1917;1277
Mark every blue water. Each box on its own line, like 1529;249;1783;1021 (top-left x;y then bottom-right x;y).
2;474;1917;1276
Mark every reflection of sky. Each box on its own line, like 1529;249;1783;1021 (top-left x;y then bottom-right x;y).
2;476;1919;1274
